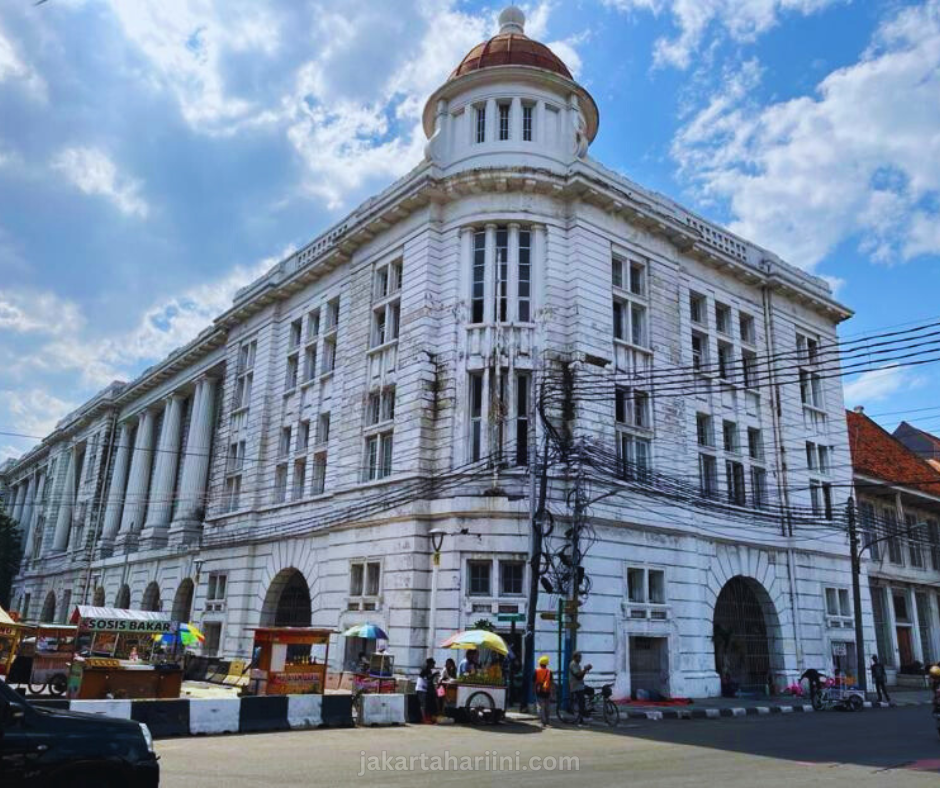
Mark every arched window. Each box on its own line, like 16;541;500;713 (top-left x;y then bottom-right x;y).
171;579;195;622
115;584;131;609
40;591;56;623
92;587;106;607
141;582;161;612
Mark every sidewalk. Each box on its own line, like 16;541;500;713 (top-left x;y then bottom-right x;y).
505;688;933;724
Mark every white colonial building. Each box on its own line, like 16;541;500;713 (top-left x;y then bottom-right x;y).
2;8;875;698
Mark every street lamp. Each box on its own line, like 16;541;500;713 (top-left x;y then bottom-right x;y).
427;529;446;656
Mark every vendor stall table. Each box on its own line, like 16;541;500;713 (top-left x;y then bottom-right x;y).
245;627;332;696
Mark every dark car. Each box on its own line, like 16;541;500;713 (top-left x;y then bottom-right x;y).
0;679;159;787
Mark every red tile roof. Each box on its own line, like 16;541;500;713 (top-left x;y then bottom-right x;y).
847;409;940;494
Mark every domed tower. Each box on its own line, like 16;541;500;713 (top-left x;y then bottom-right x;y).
423;6;599;175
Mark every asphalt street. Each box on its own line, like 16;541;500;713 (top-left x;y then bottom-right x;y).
156;706;940;787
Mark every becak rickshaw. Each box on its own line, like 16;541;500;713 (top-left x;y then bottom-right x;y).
439;629;508;725
0;605;28;680
11;625;79;696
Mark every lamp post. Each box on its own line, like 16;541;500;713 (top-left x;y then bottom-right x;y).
427;529;446;657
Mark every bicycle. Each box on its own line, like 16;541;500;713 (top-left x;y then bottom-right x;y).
557;683;620;727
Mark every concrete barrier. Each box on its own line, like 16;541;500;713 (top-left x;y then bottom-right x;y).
70;699;132;719
287;694;323;729
359;694;405;726
239;696;289;733
189;697;241;734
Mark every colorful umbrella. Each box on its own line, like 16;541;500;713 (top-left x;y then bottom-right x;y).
152;622;206;648
439;629;508;655
342;623;388;640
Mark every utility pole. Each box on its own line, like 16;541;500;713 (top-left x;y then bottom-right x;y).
847;496;868;693
520;439;549;712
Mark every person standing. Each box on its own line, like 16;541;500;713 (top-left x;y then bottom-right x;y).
534;656;553;728
418;658;437;723
800;667;823;701
871;655;890;703
568;652;592;725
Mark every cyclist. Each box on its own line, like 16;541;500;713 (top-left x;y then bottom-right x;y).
800;667;824;701
569;652;592;725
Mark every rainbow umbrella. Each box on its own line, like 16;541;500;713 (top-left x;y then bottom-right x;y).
342;623;388;640
439;629;508;655
153;623;206;648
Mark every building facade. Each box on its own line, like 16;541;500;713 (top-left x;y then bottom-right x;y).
850;408;940;683
1;8;872;698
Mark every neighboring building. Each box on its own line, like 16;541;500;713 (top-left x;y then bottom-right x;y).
1;8;864;698
849;407;940;682
894;421;940;474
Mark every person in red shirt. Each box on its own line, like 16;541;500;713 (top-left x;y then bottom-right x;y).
534;655;553;728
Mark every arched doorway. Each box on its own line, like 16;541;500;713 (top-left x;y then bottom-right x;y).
172;579;195;622
40;591;56;623
115;584;131;609
261;569;312;661
141;582;161;612
92;587;106;607
713;576;782;696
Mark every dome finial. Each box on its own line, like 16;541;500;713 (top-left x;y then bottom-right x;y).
498;6;526;35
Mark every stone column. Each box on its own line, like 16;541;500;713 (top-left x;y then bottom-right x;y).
139;395;184;549
22;471;45;562
18;474;37;543
170;377;218;546
115;410;156;554
97;422;133;557
52;447;76;552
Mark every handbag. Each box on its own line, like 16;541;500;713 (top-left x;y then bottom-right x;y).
436;684;446;698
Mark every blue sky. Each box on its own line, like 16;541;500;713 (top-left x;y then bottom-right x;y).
1;0;939;460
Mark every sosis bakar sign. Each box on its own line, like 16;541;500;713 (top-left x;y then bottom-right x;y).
84;618;175;634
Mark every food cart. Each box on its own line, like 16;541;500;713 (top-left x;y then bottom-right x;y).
439;629;508;724
0;605;27;679
6;625;78;696
342;623;396;695
66;606;183;700
245;627;332;696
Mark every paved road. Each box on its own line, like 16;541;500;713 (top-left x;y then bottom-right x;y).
157;706;940;787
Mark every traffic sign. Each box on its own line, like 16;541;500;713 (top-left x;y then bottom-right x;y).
496;613;525;623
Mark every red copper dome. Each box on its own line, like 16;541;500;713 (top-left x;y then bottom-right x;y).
449;7;572;82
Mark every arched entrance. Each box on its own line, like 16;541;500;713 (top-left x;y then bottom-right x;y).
171;579;195;622
141;582;161;612
115;584;131;609
40;591;56;622
261;569;312;627
713;576;782;696
92;587;106;607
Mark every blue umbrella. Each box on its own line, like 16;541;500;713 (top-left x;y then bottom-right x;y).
342;623;388;640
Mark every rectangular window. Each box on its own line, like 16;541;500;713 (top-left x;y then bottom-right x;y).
371;308;386;348
741;349;757;389
468;561;491;596
279;427;292;458
475;104;486;144
227;440;245;473
289;318;302;350
697;413;714;447
470;372;484;461
648;570;666;604
472;230;486;324
616;387;650;429
274;464;288;504
303;345;317;383
522;104;533;141
292;458;306;501
699;454;718;498
325;297;340;331
496;227;509;322
224;476;241;512
825;587;839;617
627;567;645;603
307;309;320;339
317;413;331;444
747;428;763;460
285;355;298;390
838;588;851;617
518;230;531;322
322;337;336;374
498;102;510;140
350;564;364;596
717;341;734;381
806;441;817;470
618;434;651;481
690;293;706;325
516;374;530;467
312;451;327;495
884;508;903;565
751;467;767;509
366;433;394;481
234;373;253;409
722;420;739;454
691;331;708;371
726;460;746;506
715;303;731;335
797;333;819;364
366;562;381;596
207;573;227;601
906;513;924;568
203;623;222;656
860;500;880;561
500;561;524;595
298;421;310;452
928;519;940;571
800;370;823;408
739;313;756;344
238;340;257;373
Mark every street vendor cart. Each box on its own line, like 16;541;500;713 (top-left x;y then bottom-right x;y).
66;606;183;700
245;627;332;696
439;629;508;724
0;605;27;679
6;624;78;696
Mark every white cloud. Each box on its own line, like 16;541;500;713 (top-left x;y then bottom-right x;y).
0;22;46;99
671;0;940;270
0;290;84;335
2;388;77;439
843;366;924;407
51;146;149;218
604;0;842;69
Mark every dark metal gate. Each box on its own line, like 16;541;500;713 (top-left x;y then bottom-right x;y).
713;577;771;696
629;636;667;698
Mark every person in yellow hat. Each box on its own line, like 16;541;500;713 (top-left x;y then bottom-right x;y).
534;655;553;728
